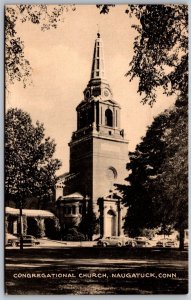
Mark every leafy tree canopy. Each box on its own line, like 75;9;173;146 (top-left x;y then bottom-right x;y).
120;103;188;247
79;210;100;241
5;108;62;207
97;4;188;106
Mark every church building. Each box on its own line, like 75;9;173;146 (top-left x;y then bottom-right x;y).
56;33;129;239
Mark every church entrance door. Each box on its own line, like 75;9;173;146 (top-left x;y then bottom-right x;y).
106;210;117;236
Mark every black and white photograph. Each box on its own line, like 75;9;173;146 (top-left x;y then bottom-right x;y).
5;3;188;295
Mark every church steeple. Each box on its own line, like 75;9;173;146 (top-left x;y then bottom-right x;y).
74;32;125;139
90;32;105;80
84;32;113;101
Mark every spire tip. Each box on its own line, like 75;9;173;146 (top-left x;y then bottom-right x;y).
97;24;100;38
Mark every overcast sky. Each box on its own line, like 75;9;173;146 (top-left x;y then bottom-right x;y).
6;5;176;175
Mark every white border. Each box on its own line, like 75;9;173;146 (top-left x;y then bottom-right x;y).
0;1;190;299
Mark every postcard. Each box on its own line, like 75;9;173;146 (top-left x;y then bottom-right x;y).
5;4;188;295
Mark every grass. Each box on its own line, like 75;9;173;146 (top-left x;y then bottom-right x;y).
5;247;188;295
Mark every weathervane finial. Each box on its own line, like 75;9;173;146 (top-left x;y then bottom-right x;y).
97;24;100;38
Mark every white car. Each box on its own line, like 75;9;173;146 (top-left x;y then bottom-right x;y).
134;236;151;247
97;236;129;247
156;238;178;248
6;233;19;247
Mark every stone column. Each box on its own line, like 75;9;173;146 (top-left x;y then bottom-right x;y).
113;107;115;128
5;215;8;233
36;217;45;238
75;204;79;215
13;219;18;234
103;204;107;237
94;102;97;125
100;105;102;125
118;109;121;128
117;201;122;236
23;216;28;235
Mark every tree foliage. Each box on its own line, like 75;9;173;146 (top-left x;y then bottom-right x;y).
79;210;100;241
5;5;76;87
120;110;169;236
126;5;188;106
97;4;188;106
96;4;115;14
122;5;188;248
5;108;62;207
63;228;85;241
120;104;188;247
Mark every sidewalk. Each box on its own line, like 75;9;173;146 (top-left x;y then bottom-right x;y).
38;238;97;248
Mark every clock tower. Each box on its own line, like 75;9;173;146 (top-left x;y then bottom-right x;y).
57;33;128;238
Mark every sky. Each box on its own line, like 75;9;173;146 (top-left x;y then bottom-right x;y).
6;4;176;175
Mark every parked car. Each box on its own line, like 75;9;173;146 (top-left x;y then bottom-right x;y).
184;240;188;250
134;236;150;247
147;238;158;248
184;230;189;250
6;233;19;247
17;235;40;247
125;238;137;248
156;238;178;248
97;236;128;247
6;234;40;247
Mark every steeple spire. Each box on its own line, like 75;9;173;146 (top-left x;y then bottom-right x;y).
90;32;105;80
83;32;113;101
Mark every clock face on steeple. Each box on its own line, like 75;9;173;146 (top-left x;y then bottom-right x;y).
104;89;110;97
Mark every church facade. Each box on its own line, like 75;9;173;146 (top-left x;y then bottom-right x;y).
56;33;128;239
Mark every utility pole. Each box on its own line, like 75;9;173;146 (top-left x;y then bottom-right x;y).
19;199;23;252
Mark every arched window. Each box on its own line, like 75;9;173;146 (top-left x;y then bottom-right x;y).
105;109;113;127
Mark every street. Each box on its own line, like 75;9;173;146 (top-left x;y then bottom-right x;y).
5;246;188;295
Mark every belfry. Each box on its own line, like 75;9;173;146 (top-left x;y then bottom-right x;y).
56;33;128;239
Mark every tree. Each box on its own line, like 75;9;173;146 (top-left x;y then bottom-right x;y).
122;5;188;249
153;105;188;249
97;5;188;106
120;104;188;248
79;210;99;241
119;110;170;236
5;4;76;87
126;5;188;106
5;108;62;208
63;228;85;241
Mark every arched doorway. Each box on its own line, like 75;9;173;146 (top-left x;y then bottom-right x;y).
106;209;117;236
105;109;113;127
27;218;39;237
44;218;59;240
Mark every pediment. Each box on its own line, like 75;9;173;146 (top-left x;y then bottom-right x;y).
103;99;120;107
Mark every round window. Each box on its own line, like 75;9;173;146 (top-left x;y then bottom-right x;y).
106;167;117;180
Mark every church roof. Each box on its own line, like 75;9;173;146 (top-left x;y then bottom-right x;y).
60;192;84;200
103;99;121;108
5;207;55;218
64;172;80;183
57;172;69;180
